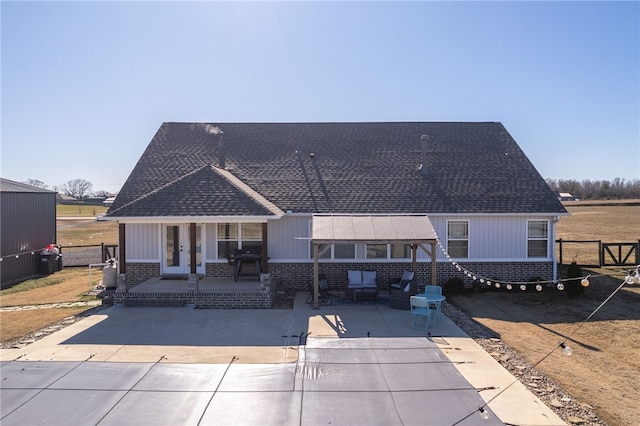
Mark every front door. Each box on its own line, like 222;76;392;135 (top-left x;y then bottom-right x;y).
162;224;203;275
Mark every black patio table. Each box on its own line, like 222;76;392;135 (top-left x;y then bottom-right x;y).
233;253;262;281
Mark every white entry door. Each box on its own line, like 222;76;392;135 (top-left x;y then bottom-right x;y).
163;224;204;275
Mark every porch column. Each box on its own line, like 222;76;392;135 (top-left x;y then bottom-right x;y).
261;223;269;273
313;243;319;309
189;223;197;274
418;242;438;285
118;223;126;273
430;242;437;285
411;244;417;273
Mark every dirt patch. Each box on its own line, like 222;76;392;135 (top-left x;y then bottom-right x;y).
447;270;640;426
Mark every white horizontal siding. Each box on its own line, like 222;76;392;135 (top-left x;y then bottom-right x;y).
430;215;555;260
125;223;160;260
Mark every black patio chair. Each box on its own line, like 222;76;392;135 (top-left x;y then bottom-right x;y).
306;274;332;305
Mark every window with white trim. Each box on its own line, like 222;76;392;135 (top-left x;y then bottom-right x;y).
447;220;469;258
366;244;388;259
364;243;411;260
390;244;411;259
310;243;356;259
308;221;355;259
527;220;548;257
217;223;263;259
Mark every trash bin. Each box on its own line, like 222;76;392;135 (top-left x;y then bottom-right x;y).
38;253;56;275
39;244;61;275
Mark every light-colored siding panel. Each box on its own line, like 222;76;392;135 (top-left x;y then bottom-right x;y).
205;224;216;260
430;215;556;260
125;223;159;260
267;216;312;260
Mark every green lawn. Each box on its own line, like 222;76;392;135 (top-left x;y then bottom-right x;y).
57;204;108;217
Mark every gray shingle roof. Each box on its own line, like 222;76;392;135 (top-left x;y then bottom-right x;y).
108;122;567;217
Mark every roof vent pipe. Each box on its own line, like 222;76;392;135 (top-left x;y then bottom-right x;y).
420;134;429;176
217;132;226;169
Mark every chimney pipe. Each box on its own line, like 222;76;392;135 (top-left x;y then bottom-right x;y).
217;132;226;169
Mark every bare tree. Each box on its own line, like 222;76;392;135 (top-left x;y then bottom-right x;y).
23;179;48;189
547;177;640;200
60;179;93;199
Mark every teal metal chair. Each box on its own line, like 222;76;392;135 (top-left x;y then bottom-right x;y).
424;285;444;321
410;296;432;331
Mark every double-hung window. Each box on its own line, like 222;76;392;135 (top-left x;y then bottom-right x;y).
217;223;263;259
447;220;469;258
527;220;548;257
310;243;356;259
365;243;411;259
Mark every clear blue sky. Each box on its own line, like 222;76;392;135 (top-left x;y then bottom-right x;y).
2;1;638;194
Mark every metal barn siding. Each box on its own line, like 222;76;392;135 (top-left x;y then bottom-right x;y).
1;182;57;287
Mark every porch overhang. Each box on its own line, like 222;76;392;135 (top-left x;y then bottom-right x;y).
310;214;440;308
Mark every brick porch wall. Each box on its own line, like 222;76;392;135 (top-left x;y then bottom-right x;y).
125;263;161;288
113;290;273;309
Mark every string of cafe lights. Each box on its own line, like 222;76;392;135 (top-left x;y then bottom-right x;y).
437;232;640;423
451;269;637;424
434;235;603;291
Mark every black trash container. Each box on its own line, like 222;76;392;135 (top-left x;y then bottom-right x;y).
38;253;56;275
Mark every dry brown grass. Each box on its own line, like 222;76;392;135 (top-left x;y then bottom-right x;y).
0;268;98;343
57;219;118;246
450;202;640;426
0;268;97;307
555;204;640;266
0;307;90;343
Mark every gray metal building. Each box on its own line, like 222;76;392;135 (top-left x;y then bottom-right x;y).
1;178;57;287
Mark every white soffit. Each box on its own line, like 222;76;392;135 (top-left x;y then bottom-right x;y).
312;215;437;244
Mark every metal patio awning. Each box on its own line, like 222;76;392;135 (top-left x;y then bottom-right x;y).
310;215;439;308
312;214;437;244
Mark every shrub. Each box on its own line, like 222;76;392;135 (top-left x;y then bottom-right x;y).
565;261;584;297
443;277;465;295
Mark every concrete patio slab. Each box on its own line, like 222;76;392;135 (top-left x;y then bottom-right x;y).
0;292;565;425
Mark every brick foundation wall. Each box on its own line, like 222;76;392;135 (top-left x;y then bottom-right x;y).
266;261;555;292
124;260;554;293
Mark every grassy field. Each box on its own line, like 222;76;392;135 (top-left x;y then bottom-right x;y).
57;204;109;217
555;203;639;266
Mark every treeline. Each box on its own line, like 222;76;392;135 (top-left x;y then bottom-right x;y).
546;177;640;200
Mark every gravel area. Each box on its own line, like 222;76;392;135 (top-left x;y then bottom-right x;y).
442;302;607;426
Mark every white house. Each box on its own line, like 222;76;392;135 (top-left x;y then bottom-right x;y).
106;122;568;297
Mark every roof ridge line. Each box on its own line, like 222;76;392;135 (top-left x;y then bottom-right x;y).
107;165;210;216
210;165;285;217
